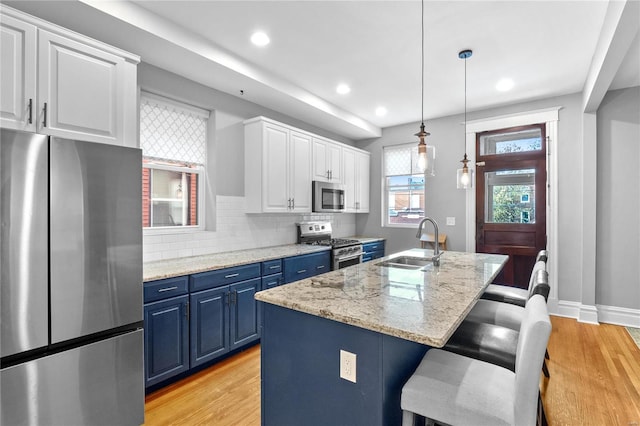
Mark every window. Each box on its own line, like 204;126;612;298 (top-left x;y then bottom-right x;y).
140;92;209;231
383;143;426;227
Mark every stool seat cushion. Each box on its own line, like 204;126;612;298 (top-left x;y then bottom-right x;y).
465;299;525;331
401;348;515;426
481;284;528;307
444;321;518;371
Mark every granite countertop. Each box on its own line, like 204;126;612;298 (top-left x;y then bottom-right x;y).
255;248;508;347
143;244;331;282
348;236;386;244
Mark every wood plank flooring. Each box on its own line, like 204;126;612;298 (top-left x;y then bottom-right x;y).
144;316;640;425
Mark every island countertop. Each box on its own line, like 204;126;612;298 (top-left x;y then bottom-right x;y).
255;248;508;347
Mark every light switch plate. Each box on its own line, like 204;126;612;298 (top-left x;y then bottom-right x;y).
340;350;357;383
446;217;456;226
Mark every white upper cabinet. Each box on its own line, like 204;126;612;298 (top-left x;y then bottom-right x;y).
0;14;37;132
245;117;312;213
0;7;139;147
312;137;342;182
343;147;370;213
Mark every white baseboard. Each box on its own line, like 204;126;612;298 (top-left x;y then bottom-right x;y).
551;300;640;328
597;304;640;328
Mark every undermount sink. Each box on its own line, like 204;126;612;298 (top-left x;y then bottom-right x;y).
376;256;434;270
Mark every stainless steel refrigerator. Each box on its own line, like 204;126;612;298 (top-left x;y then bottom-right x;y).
1;128;144;425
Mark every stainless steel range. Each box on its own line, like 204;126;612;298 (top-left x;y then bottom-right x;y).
297;222;363;270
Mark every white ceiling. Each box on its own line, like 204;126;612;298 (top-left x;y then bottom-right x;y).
5;1;639;140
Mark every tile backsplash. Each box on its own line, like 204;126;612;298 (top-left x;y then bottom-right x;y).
143;195;357;262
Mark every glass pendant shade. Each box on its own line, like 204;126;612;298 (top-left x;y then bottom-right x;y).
456;153;472;189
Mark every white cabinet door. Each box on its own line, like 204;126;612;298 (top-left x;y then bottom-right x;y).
312;138;342;182
289;131;312;212
327;141;342;182
263;123;290;212
0;14;36;131
356;151;370;212
38;29;125;144
312;138;329;181
343;148;370;213
342;148;357;212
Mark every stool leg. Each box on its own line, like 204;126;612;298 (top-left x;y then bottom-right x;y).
402;410;415;426
542;359;550;378
545;348;550;360
538;393;548;426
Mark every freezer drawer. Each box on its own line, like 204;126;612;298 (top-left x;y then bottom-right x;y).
1;329;144;426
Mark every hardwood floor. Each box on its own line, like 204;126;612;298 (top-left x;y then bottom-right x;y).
144;317;640;425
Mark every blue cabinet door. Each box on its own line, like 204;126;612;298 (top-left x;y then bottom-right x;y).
144;295;189;388
284;251;331;283
190;286;230;367
230;278;261;349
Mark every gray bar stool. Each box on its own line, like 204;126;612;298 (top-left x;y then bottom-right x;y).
482;250;548;306
401;294;551;426
443;272;550;376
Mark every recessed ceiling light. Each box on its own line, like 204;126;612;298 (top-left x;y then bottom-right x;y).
251;31;270;47
375;107;387;116
336;84;351;95
496;78;514;92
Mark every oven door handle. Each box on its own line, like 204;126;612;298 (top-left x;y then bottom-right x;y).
336;252;364;262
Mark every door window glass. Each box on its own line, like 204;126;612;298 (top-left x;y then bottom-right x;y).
484;169;535;223
479;127;542;156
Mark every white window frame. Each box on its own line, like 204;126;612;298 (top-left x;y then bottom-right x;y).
382;143;427;229
140;91;209;235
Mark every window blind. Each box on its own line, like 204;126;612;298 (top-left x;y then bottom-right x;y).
383;143;420;176
140;92;209;165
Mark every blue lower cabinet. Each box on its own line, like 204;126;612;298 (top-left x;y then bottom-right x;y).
362;241;385;263
190;286;229;368
190;277;261;367
230;278;261;349
144;295;189;388
283;251;331;283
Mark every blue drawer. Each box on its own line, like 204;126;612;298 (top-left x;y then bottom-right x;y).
144;276;189;303
262;259;283;275
190;263;261;292
262;273;283;290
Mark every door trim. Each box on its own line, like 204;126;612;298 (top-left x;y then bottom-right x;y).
463;107;560;309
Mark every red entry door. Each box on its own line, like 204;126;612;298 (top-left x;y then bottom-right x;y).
475;124;547;288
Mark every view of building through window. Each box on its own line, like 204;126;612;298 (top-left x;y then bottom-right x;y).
387;175;425;225
142;160;200;228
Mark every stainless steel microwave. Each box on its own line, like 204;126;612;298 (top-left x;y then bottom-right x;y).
313;181;345;213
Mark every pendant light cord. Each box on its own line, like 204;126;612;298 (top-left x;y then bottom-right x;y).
421;0;424;125
463;52;466;154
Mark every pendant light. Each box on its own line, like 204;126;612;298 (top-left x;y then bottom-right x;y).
416;0;433;175
456;49;473;189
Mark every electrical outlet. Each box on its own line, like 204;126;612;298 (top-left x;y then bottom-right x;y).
446;217;456;226
340;350;357;383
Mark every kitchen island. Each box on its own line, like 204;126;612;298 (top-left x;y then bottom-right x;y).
255;248;508;425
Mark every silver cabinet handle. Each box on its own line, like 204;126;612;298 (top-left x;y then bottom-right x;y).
292;198;295;209
28;98;33;124
42;102;47;127
158;286;178;292
329;170;332;180
225;273;240;279
316;265;326;270
269;265;279;269
297;269;307;274
327;170;330;179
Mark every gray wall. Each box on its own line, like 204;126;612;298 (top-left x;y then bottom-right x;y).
596;86;640;309
355;91;602;307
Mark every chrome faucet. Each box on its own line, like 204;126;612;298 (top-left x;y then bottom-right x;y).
416;217;442;266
